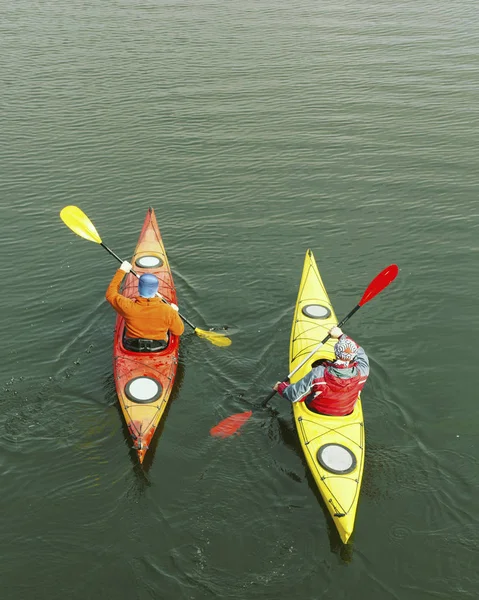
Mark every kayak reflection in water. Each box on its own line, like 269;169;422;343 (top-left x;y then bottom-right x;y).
273;326;369;416
105;260;184;352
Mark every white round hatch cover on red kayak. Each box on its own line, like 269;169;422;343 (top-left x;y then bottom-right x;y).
302;304;331;319
135;255;163;268
125;376;162;404
317;443;357;474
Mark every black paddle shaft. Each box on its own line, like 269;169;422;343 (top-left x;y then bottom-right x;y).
100;242;196;331
262;303;361;408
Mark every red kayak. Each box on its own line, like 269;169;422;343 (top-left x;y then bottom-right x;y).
113;208;180;463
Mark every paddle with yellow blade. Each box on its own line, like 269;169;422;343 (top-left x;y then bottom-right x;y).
209;263;398;437
60;205;232;347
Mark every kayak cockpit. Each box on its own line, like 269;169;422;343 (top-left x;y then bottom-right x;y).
122;330;169;353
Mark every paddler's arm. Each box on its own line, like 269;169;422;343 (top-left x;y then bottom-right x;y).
273;367;324;403
354;344;370;377
105;262;134;316
168;307;185;336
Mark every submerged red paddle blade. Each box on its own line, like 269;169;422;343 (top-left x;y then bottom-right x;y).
210;411;253;438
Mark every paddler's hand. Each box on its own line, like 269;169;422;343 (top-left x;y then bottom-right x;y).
120;261;132;273
329;326;343;339
170;302;179;312
274;380;290;396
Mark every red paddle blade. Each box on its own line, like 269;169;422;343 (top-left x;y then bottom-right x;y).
210;411;253;438
359;264;399;306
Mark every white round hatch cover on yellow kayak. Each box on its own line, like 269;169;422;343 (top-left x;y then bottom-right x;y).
301;304;331;319
317;443;357;475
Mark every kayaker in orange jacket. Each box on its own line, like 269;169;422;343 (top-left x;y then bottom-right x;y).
106;260;184;351
273;326;369;416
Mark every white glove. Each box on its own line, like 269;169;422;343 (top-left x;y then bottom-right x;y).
170;302;179;312
329;326;343;339
120;261;132;273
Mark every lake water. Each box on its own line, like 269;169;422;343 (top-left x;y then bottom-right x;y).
1;0;478;598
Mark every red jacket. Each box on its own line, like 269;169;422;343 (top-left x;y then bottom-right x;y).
277;336;369;416
306;362;366;415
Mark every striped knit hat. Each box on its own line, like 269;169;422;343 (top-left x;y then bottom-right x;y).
334;336;358;362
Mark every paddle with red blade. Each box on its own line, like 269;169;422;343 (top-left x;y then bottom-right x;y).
210;263;399;438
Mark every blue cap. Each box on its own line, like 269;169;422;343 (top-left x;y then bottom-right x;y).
138;273;159;298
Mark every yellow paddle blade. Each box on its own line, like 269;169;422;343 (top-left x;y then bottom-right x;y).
60;206;102;244
194;328;232;347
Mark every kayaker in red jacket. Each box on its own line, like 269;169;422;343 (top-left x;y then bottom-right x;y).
106;261;184;351
273;326;369;416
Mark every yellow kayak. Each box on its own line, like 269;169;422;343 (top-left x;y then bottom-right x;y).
290;250;365;543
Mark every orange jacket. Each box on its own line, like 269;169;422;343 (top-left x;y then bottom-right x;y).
105;269;185;340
